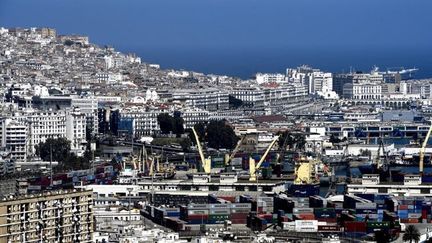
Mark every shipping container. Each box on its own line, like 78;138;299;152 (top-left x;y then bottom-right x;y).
344;221;367;232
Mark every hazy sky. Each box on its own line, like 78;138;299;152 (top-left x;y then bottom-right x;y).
1;0;431;50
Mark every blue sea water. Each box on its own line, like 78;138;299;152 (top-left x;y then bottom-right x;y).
1;0;431;80
122;46;432;79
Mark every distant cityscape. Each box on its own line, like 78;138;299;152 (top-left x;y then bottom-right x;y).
1;27;432;242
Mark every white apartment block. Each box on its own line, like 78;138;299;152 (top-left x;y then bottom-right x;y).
230;88;265;107
72;97;98;136
66;110;87;156
179;108;210;129
255;73;286;84
343;82;382;100
119;107;164;137
9;109;87;157
171;89;229;111
0;118;27;161
310;72;333;93
230;85;308;107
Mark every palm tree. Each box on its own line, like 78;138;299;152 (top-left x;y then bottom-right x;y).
403;225;420;243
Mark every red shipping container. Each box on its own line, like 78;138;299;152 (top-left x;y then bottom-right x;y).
295;213;315;220
231;219;247;224
422;209;428;219
280;216;290;222
231;213;248;219
187;215;209;220
408;218;419;223
344;222;366;232
219;196;235;202
317;218;337;223
399;205;408;210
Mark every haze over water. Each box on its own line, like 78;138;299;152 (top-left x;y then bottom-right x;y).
1;0;431;79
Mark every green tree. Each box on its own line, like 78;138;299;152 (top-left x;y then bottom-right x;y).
403;225;420;243
35;138;71;163
157;113;185;136
206;120;238;150
277;131;306;151
329;134;341;144
172;116;185;137
374;229;391;243
157;113;173;134
228;95;243;109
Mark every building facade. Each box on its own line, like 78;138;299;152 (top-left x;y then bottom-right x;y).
0;189;93;243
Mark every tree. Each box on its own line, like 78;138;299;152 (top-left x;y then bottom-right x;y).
374;229;391;243
188;121;238;150
157;113;173;134
157;113;185;137
277;131;306;151
172;116;185;137
206;120;238;150
329;134;341;144
35;138;71;163
403;225;420;243
229;95;243;109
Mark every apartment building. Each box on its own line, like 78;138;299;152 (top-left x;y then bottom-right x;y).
255;73;286;84
0;189;93;243
0;118;27;161
171;88;229;111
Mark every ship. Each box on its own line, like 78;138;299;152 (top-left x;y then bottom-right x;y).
372;65;418;81
287;156;320;197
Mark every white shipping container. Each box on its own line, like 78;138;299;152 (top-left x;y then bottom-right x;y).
293;208;314;213
188;210;209;215
230;203;251;208
295;220;318;232
231;157;242;165
355;202;377;209
282;222;295;231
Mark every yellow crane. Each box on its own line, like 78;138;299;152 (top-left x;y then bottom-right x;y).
225;135;246;165
249;135;280;181
419;122;432;174
191;127;212;174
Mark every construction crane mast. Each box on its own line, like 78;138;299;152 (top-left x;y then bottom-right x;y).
420;122;432;174
249;136;280;182
191;127;211;174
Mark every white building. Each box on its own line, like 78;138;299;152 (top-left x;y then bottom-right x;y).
343;82;382;100
119;107;165;137
179;108;209;129
0;118;27;161
66;109;87;156
310;71;333;93
255;73;286;84
10;109;87;157
71;96;98;136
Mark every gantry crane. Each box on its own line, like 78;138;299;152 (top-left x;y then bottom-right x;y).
249;135;280;182
191;127;211;174
419;122;432;174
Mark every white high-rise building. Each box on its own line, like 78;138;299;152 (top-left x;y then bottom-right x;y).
311;71;333;93
66;109;87;156
0;118;27;161
72;97;98;137
10;109;87;157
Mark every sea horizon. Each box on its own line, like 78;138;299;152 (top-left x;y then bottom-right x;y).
116;45;432;80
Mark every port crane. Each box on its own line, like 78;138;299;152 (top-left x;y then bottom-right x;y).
191;127;211;174
225;135;246;166
419;121;432;174
249;136;279;182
